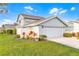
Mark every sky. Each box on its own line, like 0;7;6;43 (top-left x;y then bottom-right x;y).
0;3;79;26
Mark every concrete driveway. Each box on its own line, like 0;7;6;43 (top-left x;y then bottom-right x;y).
48;37;79;49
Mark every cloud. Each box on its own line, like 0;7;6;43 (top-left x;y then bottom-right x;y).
49;8;67;15
24;6;37;14
3;19;15;24
71;7;75;11
0;19;15;27
24;6;33;11
35;10;37;12
59;9;67;15
49;8;59;15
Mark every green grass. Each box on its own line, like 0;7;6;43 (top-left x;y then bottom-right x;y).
0;34;79;56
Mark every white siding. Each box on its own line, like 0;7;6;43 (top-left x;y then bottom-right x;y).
26;26;39;37
16;28;27;34
73;23;79;32
17;15;39;27
40;18;65;27
39;26;65;39
23;19;38;26
64;22;74;33
37;18;66;39
16;26;39;38
31;26;39;36
17;17;67;38
17;15;24;27
64;22;79;33
16;27;27;38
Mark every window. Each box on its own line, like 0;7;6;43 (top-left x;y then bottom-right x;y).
19;20;21;23
41;25;44;28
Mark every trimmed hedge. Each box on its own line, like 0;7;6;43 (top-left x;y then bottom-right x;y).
7;29;13;34
77;32;79;36
76;32;79;39
39;35;47;41
26;35;33;40
16;34;20;38
63;33;72;37
2;29;16;34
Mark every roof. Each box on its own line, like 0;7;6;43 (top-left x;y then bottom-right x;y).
64;21;79;27
2;24;16;28
26;16;68;27
17;14;45;21
66;21;79;24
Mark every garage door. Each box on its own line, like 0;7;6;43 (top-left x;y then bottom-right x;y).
40;28;64;39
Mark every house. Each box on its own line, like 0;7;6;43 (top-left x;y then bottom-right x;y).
16;14;68;39
2;23;17;30
0;27;3;33
65;20;79;33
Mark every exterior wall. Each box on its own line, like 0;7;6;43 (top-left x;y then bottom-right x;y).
26;26;39;37
17;15;39;27
40;18;66;27
64;22;74;33
37;17;66;39
17;15;24;27
16;27;26;35
64;26;74;33
65;22;79;33
16;26;39;38
17;16;67;39
39;26;65;39
16;27;27;38
23;19;38;27
0;28;3;33
64;22;79;33
4;26;16;30
73;23;79;32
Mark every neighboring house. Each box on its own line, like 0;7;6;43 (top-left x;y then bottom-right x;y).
0;27;3;33
16;14;67;39
65;21;79;33
2;23;16;30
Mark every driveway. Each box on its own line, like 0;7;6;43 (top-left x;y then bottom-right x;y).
48;37;79;49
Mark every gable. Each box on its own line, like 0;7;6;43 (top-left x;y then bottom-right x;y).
17;14;46;27
39;17;67;27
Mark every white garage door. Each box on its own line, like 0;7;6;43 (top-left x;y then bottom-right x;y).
40;28;64;39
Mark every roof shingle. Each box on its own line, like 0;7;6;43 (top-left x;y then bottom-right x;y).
21;14;45;20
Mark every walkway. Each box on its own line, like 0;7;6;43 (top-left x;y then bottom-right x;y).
48;37;79;49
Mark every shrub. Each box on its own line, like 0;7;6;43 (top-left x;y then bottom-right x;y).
77;32;79;36
77;36;79;39
76;32;79;39
7;29;13;34
72;32;76;37
22;32;25;39
63;33;72;37
39;35;47;41
2;30;6;34
0;32;3;34
26;35;33;40
26;35;29;40
13;29;16;34
16;34;20;38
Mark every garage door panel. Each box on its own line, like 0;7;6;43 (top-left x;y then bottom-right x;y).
40;28;64;38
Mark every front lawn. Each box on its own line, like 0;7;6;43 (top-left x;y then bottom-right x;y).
0;34;79;56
